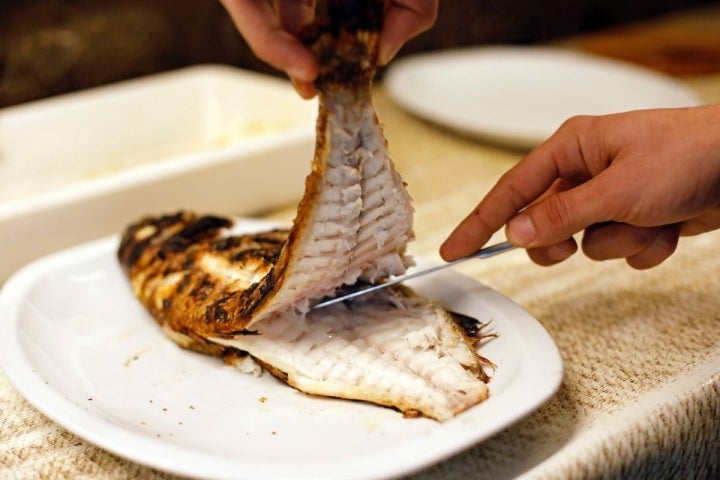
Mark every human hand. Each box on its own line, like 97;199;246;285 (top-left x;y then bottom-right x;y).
440;105;720;269
218;0;438;99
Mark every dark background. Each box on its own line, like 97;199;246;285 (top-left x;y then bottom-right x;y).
0;0;715;107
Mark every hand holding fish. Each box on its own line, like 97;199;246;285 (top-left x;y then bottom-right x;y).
218;0;438;98
441;105;720;269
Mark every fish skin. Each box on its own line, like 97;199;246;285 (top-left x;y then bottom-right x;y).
117;212;290;349
117;0;493;421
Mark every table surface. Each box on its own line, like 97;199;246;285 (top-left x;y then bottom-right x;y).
2;6;720;480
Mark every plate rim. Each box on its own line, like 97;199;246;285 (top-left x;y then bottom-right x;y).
0;224;563;480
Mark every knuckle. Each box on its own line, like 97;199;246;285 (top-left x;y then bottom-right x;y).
559;114;595;132
555;115;602;144
540;194;572;232
504;181;531;211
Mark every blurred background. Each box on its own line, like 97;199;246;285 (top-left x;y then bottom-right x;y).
1;0;719;108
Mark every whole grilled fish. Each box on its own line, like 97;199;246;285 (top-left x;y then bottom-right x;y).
118;0;493;421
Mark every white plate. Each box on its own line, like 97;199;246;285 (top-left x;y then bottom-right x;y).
384;46;701;149
0;219;562;480
0;65;317;282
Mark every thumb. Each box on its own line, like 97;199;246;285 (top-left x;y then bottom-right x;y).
505;180;613;247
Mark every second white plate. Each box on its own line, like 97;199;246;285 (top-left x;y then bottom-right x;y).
384;46;701;149
0;219;563;480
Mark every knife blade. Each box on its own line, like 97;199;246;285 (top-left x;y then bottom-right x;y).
313;240;516;309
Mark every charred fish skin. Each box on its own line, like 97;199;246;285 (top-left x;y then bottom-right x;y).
302;0;384;89
117;212;290;348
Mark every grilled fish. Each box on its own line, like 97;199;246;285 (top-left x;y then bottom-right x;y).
117;0;493;421
118;213;493;420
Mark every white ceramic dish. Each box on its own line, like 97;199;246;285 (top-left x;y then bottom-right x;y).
0;65;318;282
384;46;701;149
0;218;563;480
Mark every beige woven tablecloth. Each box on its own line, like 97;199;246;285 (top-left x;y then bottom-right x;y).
2;41;720;480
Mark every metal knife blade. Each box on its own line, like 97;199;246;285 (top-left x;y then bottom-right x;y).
313;240;515;309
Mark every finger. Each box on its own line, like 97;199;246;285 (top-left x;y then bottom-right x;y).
220;0;318;83
525;237;578;266
581;222;663;261
275;0;315;34
291;78;318;99
626;224;680;269
277;0;317;98
440;121;591;261
505;168;623;248
379;0;438;65
680;208;720;236
441;157;565;260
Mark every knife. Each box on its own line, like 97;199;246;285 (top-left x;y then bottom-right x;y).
313;240;516;309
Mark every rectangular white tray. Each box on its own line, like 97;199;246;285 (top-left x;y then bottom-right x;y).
0;65;317;281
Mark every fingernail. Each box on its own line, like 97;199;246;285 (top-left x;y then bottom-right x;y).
507;214;535;246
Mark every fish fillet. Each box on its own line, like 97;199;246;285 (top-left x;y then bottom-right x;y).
118;0;493;421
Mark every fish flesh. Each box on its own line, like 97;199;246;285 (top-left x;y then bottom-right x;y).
117;0;493;421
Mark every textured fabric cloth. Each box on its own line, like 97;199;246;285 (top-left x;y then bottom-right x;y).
2;43;720;480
